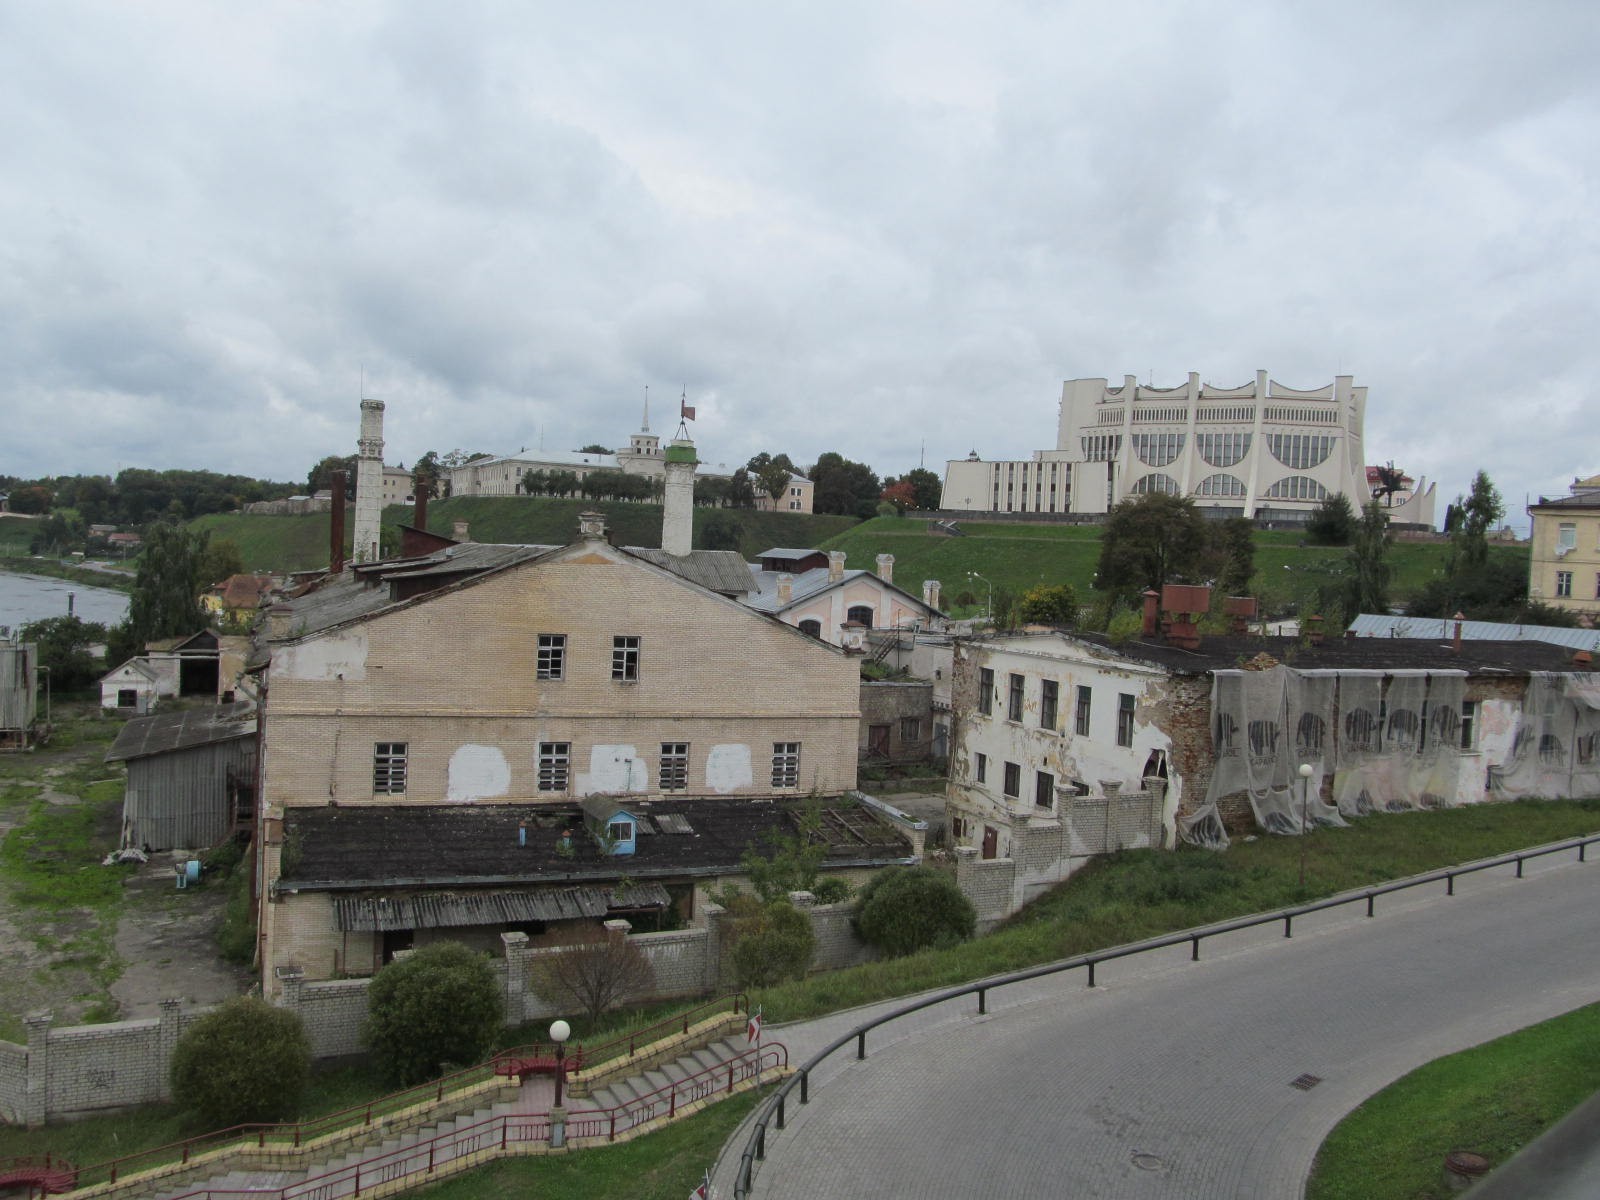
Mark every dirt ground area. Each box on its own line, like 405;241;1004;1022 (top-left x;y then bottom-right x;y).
0;706;254;1041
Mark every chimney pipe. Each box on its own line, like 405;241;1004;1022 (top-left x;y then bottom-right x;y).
414;475;428;533
875;553;894;585
777;573;794;605
1141;590;1160;638
828;551;846;583
922;579;942;611
1308;614;1325;646
330;471;347;574
453;520;471;543
1452;612;1465;654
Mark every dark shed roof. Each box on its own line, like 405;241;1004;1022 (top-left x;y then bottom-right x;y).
106;701;257;763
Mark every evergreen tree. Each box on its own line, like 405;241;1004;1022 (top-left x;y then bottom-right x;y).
1305;494;1356;546
1343;500;1393;618
1449;469;1505;573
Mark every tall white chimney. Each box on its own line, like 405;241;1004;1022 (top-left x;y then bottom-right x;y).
777;573;793;604
922;579;941;610
661;435;698;556
827;551;846;582
353;398;385;563
875;553;894;585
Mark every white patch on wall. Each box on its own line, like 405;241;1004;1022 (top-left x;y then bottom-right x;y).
275;629;368;681
578;745;649;796
447;745;510;803
706;744;753;793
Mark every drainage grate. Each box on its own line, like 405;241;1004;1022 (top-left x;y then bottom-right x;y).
1289;1074;1323;1091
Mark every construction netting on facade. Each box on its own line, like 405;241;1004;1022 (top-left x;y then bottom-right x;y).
1489;672;1600;800
1180;666;1469;848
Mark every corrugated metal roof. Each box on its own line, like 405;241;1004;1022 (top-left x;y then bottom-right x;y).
624;547;754;595
1349;614;1600;653
106;701;257;762
333;882;671;932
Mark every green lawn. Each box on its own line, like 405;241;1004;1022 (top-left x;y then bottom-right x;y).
1308;1002;1600;1199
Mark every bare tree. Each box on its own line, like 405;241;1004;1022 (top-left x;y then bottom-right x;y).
532;924;656;1024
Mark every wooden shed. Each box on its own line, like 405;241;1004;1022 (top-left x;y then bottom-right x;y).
105;701;257;852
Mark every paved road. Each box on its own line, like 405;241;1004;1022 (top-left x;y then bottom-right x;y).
720;853;1600;1198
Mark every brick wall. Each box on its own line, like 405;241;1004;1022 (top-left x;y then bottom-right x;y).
281;977;374;1058
859;680;936;763
803;899;877;972
0;1038;26;1124
954;848;1018;931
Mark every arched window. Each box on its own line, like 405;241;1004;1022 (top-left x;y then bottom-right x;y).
1263;475;1329;501
1194;473;1247;498
1129;472;1179;496
1266;434;1334;470
1196;432;1251;468
1131;433;1185;467
846;605;874;628
798;619;822;639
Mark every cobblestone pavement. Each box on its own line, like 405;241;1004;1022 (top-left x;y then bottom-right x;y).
718;853;1600;1199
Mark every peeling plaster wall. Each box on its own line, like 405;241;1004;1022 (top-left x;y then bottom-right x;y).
578;744;650;795
946;635;1178;858
275;629;369;682
446;744;511;802
1458;678;1526;804
706;743;753;792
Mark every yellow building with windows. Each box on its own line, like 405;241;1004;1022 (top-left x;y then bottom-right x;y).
1528;476;1600;618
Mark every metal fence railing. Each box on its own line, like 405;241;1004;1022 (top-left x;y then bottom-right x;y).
733;833;1600;1197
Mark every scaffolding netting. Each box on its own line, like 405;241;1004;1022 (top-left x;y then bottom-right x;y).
1489;672;1600;800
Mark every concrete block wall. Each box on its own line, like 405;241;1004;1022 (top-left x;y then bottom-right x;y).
281;977;374;1058
804;899;877;972
0;1038;27;1123
955;848;1018;931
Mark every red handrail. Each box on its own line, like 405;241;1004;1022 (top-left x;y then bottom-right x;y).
0;1154;77;1196
65;992;748;1189
147;1042;785;1200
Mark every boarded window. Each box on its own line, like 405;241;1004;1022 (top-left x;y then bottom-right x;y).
374;742;408;794
538;742;570;792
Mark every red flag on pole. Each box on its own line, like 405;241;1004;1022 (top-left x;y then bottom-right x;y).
680;388;695;421
747;1007;763;1045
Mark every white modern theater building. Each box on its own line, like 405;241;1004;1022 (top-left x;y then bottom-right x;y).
941;371;1435;526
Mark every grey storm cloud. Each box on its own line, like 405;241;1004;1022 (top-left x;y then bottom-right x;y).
2;0;1597;524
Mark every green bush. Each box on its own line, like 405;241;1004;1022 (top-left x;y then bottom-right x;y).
363;942;504;1085
730;901;816;989
810;876;854;904
853;866;976;957
170;997;311;1128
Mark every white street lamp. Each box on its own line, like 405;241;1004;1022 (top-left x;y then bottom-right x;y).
1297;762;1315;889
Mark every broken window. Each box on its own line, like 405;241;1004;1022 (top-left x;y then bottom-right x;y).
978;668;995;716
1003;761;1021;798
1035;770;1055;810
772;742;801;788
374;742;408;794
1007;673;1024;722
612;635;641;681
1117;693;1136;747
537;634;566;680
1075;686;1092;736
538;742;570;792
659;742;689;792
1040;679;1059;730
975;752;987;783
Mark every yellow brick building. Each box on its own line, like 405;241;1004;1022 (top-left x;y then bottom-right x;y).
1528;479;1600;619
253;514;868;994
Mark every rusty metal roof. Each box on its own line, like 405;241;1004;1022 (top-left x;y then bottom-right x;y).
105;701;257;763
332;882;671;932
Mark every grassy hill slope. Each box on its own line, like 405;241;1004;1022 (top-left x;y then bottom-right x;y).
190;500;859;574
819;517;1528;614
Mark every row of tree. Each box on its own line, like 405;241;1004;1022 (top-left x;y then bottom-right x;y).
1;468;301;524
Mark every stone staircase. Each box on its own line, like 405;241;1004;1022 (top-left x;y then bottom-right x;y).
119;1035;779;1200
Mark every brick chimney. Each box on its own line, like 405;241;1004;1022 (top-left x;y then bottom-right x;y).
875;554;894;585
413;476;428;533
1224;595;1257;635
1452;612;1465;654
828;551;846;582
922;579;942;610
1141;590;1160;638
453;520;471;543
578;511;606;541
1160;584;1210;650
266;603;294;641
1307;615;1325;646
777;574;793;605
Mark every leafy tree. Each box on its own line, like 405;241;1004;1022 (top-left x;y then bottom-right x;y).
1018;584;1079;626
19;616;108;690
694;476;731;508
532;924;655;1024
809;452;881;518
879;481;916;514
729;900;815;989
1094;493;1213;601
7;485;51;514
901;467;943;511
307;454;358;497
700;510;743;552
124;522;210;648
578;444;613;454
1305;494;1356;546
197;538;245;588
1217;517;1256;596
1369;462;1409;507
728;468;757;509
991;585;1020;631
852;867;976;957
28;512;83;556
1343;500;1393;618
363;941;503;1085
170;997;311;1127
756;462;793;506
412;451;444;500
741;806;829;903
1449;469;1505;574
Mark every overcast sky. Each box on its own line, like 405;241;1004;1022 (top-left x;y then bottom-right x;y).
3;2;1596;528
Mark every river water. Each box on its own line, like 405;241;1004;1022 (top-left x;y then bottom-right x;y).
0;569;131;631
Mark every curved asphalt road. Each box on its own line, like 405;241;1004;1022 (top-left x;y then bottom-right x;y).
720;853;1600;1199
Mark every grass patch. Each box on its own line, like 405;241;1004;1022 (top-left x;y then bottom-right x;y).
411;1089;762;1200
0;787;132;909
1307;1002;1600;1199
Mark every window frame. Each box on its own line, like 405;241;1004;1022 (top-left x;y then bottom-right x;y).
659;741;689;792
978;667;995;716
1002;761;1021;799
1556;571;1574;598
374;741;409;795
611;635;641;681
975;752;987;783
771;741;801;789
1040;679;1059;730
537;741;570;793
899;716;921;743
536;633;567;680
1007;673;1025;722
1460;700;1478;751
1035;770;1055;810
1075;686;1092;736
1116;693;1136;747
